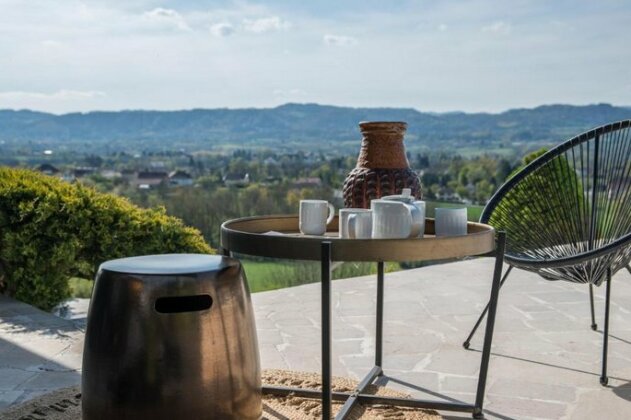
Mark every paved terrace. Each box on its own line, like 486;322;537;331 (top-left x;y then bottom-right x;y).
1;259;630;419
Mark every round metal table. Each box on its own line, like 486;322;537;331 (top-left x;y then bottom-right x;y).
221;215;504;419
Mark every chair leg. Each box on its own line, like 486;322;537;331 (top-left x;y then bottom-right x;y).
600;267;612;386
463;265;513;349
589;284;597;331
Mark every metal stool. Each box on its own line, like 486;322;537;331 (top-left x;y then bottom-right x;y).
82;254;261;420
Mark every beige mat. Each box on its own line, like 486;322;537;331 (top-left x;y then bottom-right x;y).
0;369;441;420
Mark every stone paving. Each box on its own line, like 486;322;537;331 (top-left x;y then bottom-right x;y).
0;295;83;410
253;259;631;419
1;258;630;419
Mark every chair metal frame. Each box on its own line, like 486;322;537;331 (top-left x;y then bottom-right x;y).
463;120;631;386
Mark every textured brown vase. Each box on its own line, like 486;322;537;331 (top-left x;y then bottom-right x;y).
342;121;422;208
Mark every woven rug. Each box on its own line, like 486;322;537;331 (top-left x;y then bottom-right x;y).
0;369;441;420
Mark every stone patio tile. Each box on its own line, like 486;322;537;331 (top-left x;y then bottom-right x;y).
332;325;367;340
384;332;443;355
0;369;38;391
259;344;289;369
257;329;283;345
424;347;482;376
439;375;478;394
331;339;364;356
488;378;577;403
0;391;25;410
485;395;569;419
16;371;80;391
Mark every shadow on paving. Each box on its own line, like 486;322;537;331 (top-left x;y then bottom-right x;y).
0;296;82;410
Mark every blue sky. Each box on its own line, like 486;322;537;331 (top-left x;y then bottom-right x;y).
0;0;629;114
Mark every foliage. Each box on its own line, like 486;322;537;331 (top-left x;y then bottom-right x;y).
0;167;212;310
488;148;585;255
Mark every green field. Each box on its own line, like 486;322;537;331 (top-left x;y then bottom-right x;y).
241;259;399;293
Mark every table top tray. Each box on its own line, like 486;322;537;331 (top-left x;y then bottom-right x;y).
220;215;495;262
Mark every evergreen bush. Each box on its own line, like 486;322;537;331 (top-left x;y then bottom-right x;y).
0;167;213;310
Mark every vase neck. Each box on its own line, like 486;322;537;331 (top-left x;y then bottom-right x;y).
356;122;410;169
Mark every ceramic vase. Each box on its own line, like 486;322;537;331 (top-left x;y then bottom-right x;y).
342;121;422;208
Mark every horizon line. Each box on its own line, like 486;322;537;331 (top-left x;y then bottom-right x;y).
1;101;629;117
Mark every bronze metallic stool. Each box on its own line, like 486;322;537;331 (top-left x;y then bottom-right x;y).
82;254;261;420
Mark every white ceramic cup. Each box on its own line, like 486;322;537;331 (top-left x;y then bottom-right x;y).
339;208;372;238
413;201;426;238
371;199;422;239
347;210;373;239
299;200;335;236
434;207;467;237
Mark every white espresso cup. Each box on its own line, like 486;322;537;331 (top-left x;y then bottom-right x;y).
339;208;371;238
300;200;335;236
347;210;373;239
434;207;467;236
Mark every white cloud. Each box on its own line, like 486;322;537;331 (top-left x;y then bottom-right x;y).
210;22;234;37
323;34;358;47
41;39;63;48
242;16;290;33
438;24;448;32
142;8;191;32
482;21;511;34
0;90;106;100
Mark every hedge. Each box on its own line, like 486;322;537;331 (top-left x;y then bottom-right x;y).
0;167;213;310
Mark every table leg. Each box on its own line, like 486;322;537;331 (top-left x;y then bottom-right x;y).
321;241;332;419
336;262;385;419
375;261;385;368
473;231;506;418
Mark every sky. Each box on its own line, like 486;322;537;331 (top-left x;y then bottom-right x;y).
1;0;630;114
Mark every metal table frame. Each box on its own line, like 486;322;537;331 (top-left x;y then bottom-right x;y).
221;217;505;419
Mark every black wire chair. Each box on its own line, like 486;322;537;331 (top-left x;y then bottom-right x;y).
463;120;631;386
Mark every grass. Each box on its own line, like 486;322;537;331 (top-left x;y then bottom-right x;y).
242;259;399;293
69;277;93;298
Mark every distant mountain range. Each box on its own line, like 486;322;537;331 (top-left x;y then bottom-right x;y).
1;103;630;153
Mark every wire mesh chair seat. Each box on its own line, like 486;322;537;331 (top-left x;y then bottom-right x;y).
507;234;631;283
464;119;631;386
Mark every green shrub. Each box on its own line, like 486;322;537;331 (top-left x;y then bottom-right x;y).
0;167;213;310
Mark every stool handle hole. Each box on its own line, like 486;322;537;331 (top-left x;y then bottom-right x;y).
155;295;212;313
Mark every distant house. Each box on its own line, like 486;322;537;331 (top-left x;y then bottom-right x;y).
435;187;462;202
121;169;136;182
37;163;59;176
100;169;122;179
74;167;97;178
150;161;167;170
293;177;322;188
262;176;281;185
223;173;250;187
169;170;194;187
132;171;168;189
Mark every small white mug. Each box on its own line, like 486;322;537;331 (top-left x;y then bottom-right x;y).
413;201;426;238
339;208;371;238
347;210;372;239
434;207;467;237
300;200;335;236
